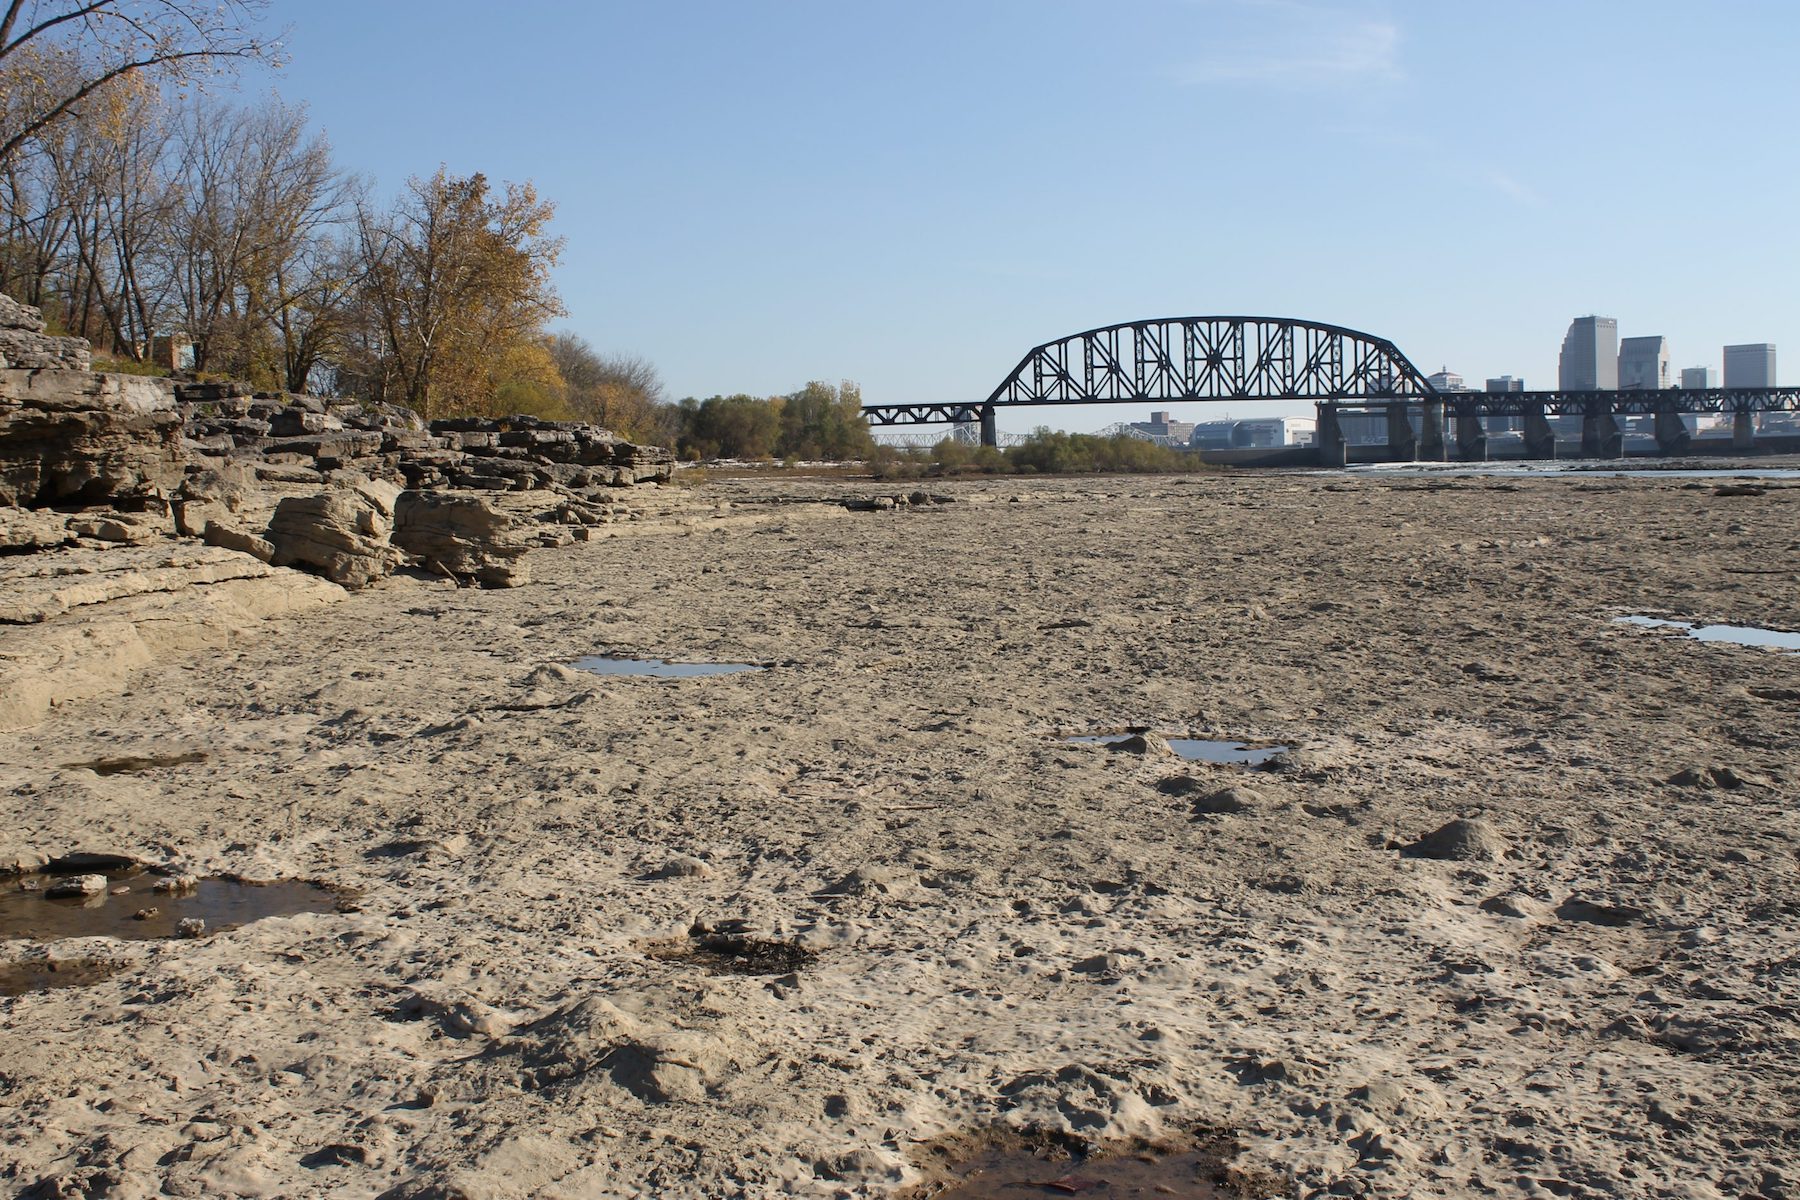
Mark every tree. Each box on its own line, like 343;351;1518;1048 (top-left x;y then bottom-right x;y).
0;0;279;169
777;379;872;460
167;97;352;380
679;393;782;460
548;330;666;441
350;168;564;419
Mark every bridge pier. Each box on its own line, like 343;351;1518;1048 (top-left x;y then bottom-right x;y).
1733;409;1756;449
1315;403;1347;467
1582;402;1622;459
979;404;997;449
1654;399;1692;455
1386;404;1417;462
1418;401;1448;461
1523;404;1556;460
1454;405;1487;461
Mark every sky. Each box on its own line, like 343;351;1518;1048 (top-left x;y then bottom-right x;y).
247;0;1799;434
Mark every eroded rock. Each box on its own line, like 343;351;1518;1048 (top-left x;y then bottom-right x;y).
392;490;531;587
267;491;405;590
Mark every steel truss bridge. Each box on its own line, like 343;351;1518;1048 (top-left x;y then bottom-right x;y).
861;316;1800;460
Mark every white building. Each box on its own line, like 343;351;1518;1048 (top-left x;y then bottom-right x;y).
1189;417;1316;449
1426;368;1475;393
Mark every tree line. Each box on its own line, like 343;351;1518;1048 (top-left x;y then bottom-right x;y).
0;82;575;421
0;3;887;460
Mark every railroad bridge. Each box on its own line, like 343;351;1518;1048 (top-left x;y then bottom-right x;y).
860;317;1800;462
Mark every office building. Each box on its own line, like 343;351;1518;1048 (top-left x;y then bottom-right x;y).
1723;343;1776;388
1126;411;1196;445
1679;366;1717;390
1559;316;1618;390
1426;368;1475;393
1485;375;1524;393
1618;336;1670;390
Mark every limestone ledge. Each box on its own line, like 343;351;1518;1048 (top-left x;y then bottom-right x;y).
0;544;344;730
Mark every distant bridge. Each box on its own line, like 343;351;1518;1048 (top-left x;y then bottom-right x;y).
863;315;1800;461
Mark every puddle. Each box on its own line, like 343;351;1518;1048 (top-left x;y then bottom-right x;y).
60;751;209;776
0;959;121;997
570;655;763;678
646;932;814;976
1066;735;1291;766
2;866;340;943
1615;615;1800;652
915;1132;1248;1199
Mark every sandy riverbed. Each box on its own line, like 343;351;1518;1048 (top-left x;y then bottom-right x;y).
2;469;1797;1199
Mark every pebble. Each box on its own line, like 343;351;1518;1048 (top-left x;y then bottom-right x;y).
45;873;108;898
177;917;206;938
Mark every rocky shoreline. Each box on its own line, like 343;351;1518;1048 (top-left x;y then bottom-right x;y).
0;293;681;728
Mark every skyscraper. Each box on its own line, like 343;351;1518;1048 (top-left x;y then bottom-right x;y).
1559;316;1618;390
1723;344;1776;388
1485;375;1524;393
1618;336;1670;390
1680;366;1718;390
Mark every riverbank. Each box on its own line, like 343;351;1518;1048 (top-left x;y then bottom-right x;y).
2;470;1796;1199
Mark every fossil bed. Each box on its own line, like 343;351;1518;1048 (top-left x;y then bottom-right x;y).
1;469;1797;1200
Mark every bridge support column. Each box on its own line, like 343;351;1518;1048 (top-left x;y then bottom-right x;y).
1315;403;1347;467
1654;400;1692;455
1418;400;1448;461
1582;403;1622;459
1385;403;1417;462
1733;409;1756;449
979;404;997;449
1523;404;1556;460
1454;406;1487;461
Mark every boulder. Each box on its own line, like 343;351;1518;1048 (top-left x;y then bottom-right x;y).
392;490;532;587
266;491;405;590
0;368;184;506
0;294;92;371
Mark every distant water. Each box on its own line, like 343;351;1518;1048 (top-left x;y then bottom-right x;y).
1342;461;1800;480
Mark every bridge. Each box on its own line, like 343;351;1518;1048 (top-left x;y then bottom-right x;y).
861;316;1800;462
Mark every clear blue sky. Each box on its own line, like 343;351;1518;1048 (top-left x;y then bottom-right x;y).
258;1;1797;433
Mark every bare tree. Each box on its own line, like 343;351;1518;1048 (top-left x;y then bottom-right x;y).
167;97;351;378
42;71;175;355
0;0;279;168
548;330;666;440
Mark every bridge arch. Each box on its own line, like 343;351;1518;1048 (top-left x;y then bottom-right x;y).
984;316;1438;407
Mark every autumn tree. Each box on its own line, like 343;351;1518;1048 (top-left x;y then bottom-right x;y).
39;70;176;355
166;97;352;381
349;168;564;419
548;331;668;441
0;0;279;168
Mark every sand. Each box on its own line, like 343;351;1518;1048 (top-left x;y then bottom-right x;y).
1;468;1797;1199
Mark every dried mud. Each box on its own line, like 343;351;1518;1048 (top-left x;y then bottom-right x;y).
1;469;1797;1199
